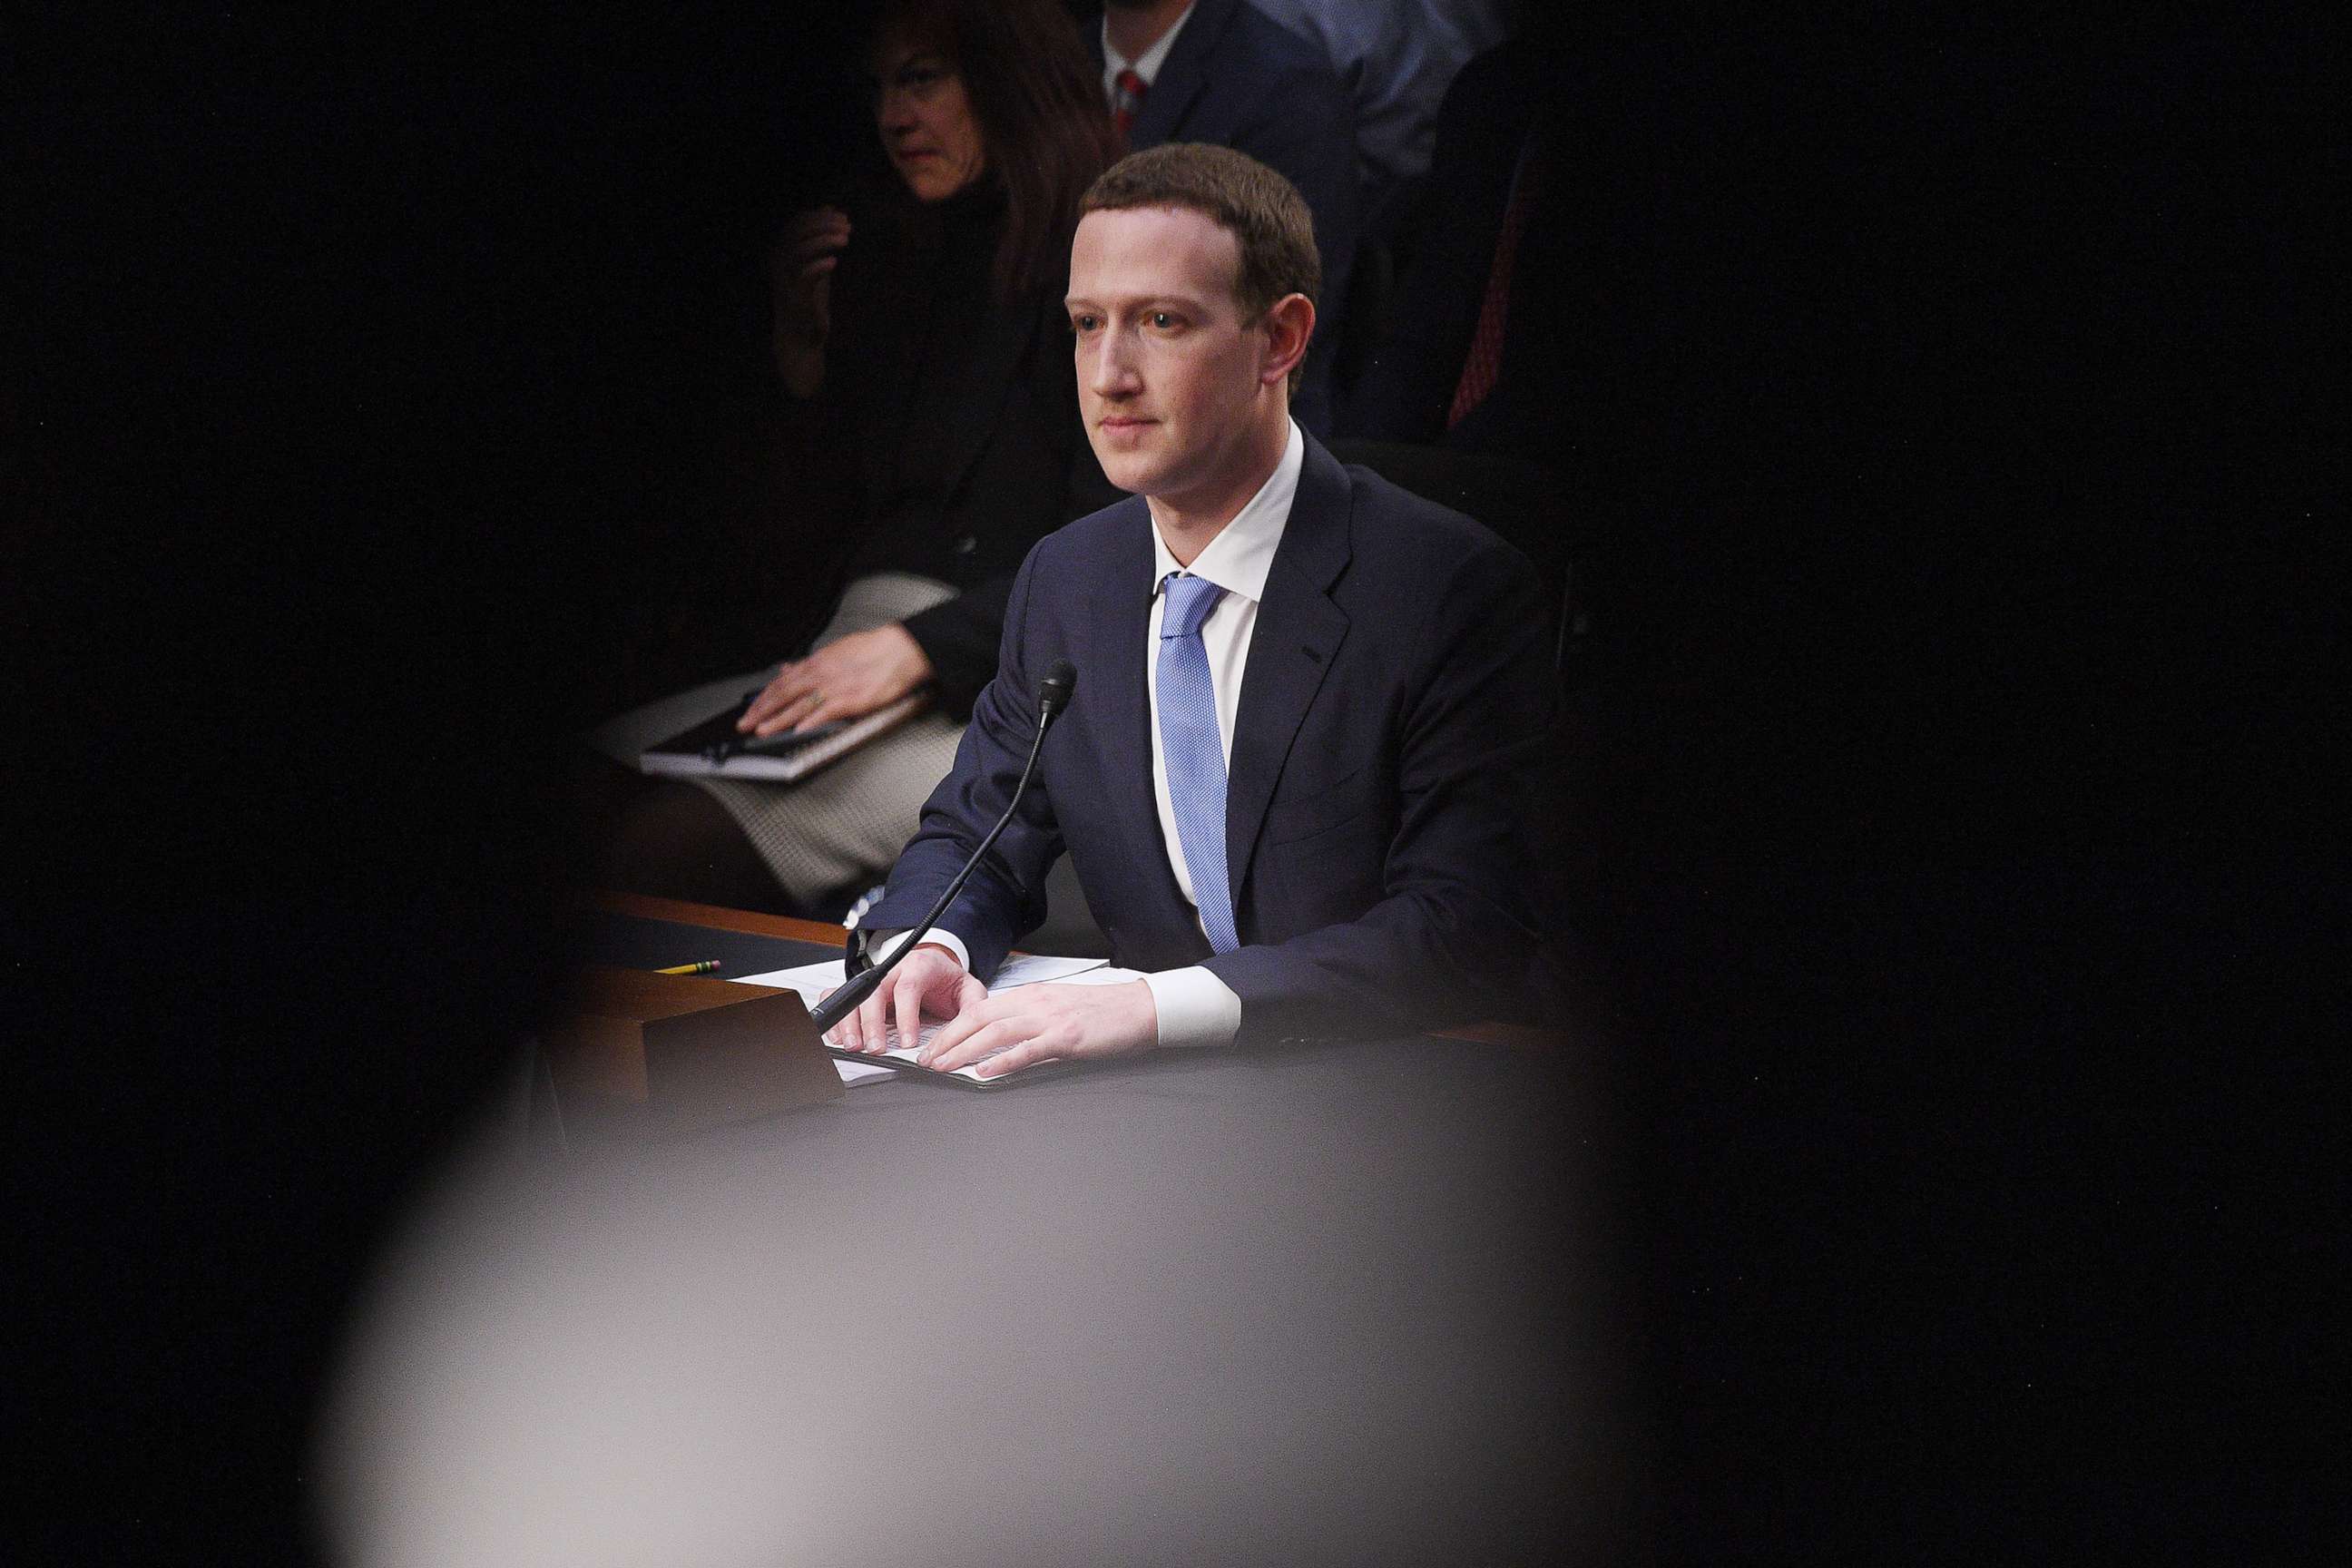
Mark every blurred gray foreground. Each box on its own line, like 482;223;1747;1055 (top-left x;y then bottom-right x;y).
320;1031;1632;1564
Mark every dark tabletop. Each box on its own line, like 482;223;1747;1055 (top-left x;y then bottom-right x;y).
319;906;1631;1563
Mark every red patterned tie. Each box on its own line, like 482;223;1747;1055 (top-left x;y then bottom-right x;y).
1448;131;1549;428
1112;67;1148;137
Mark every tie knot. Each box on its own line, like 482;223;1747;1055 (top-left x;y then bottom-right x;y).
1160;573;1224;638
1112;69;1147;132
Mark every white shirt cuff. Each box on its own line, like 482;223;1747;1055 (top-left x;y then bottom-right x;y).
1143;965;1241;1048
862;926;971;974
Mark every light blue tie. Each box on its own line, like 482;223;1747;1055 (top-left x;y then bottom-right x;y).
1157;572;1239;954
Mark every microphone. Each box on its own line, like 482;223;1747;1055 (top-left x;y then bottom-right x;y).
808;659;1078;1034
1036;657;1076;724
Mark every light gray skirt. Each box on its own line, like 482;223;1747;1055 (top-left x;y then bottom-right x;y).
588;573;968;905
692;573;968;903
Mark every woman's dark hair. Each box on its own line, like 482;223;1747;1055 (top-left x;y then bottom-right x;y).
874;0;1121;298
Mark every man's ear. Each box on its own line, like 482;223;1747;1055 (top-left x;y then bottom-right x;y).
1259;293;1316;388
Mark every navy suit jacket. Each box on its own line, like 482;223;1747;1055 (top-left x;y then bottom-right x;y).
863;433;1555;1044
1091;0;1359;435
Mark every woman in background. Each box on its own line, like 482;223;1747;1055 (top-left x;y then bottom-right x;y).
600;0;1120;916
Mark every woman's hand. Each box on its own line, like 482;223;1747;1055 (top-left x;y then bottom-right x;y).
739;622;934;737
769;206;851;397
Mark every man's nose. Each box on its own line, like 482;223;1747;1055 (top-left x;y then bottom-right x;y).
1085;330;1140;397
876;91;917;134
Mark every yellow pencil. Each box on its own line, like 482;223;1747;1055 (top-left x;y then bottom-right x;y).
654;960;721;975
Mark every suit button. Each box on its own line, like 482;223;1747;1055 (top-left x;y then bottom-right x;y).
952;534;978;555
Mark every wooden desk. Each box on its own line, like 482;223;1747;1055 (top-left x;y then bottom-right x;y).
583;888;856;952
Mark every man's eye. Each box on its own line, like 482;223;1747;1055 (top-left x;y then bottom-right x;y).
1150;311;1178;330
1071;314;1098;333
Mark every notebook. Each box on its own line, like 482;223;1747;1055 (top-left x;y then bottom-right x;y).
638;692;930;783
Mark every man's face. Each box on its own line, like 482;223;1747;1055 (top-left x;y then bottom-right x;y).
1067;204;1274;507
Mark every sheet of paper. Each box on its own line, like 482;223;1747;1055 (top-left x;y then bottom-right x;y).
732;957;869;1002
820;962;1148;1082
983;953;1114;987
1049;965;1149;986
732;953;1124;1083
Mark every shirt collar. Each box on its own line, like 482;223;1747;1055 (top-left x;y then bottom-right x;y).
1103;1;1196;85
1152;418;1303;607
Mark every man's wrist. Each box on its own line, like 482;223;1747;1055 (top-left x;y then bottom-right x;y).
862;926;972;974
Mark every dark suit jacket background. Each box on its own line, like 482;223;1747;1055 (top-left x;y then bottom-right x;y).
1341;39;1577;456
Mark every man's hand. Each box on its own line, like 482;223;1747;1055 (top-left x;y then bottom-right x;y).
821;943;984;1056
740;623;934;737
917;980;1158;1080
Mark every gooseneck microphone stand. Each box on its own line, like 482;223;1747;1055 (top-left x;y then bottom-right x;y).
807;659;1076;1034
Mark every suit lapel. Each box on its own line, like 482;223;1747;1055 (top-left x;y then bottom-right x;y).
1128;0;1236;147
1088;500;1188;925
1225;439;1353;911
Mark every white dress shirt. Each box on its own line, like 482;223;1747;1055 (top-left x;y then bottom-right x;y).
889;421;1305;1050
1134;417;1302;1045
1101;1;1197;108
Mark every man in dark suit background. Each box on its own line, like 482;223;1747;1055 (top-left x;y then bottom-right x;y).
830;142;1554;1078
1342;34;1568;456
1080;0;1358;434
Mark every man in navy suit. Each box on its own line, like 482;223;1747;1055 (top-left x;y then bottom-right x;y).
830;143;1553;1078
1087;0;1357;433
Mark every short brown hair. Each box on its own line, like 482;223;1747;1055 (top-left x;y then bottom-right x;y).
1082;144;1320;386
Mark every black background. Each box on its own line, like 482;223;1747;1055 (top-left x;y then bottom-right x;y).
12;6;2330;1561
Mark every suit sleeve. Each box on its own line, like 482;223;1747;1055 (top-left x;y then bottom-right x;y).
1200;536;1555;1043
857;543;1065;983
899;577;1010;720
